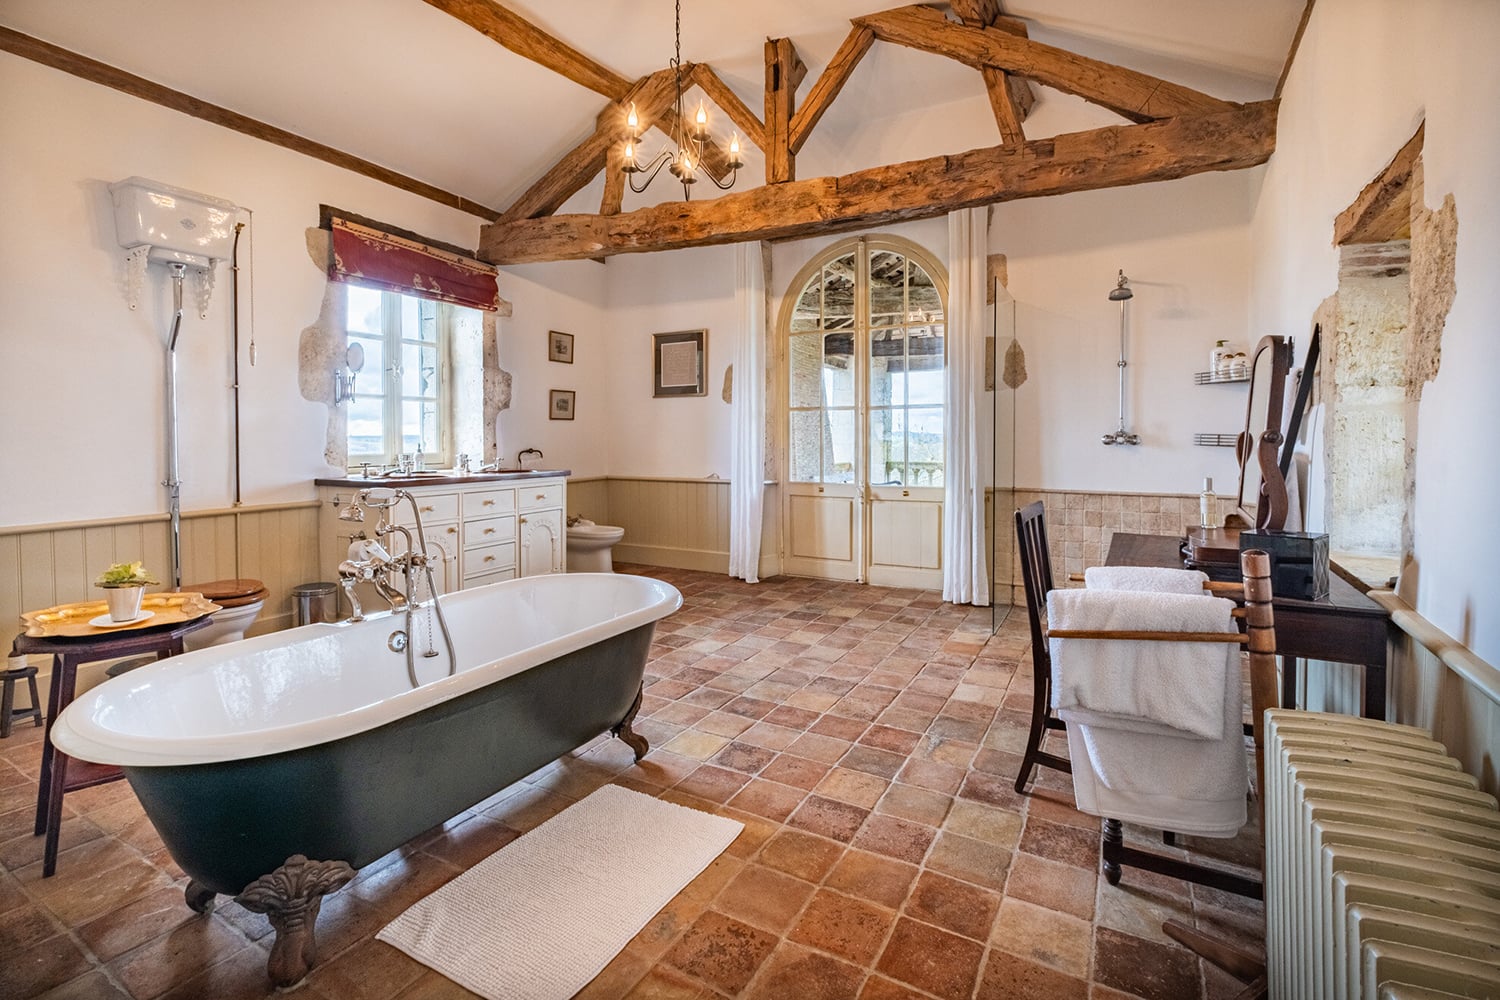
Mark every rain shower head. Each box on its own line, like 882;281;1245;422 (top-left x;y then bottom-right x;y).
1108;269;1133;301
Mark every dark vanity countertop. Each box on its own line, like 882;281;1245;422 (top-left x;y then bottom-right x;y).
315;469;571;488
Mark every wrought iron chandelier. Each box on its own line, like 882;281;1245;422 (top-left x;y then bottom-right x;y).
621;0;743;199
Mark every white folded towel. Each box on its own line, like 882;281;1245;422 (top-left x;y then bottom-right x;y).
1084;565;1208;595
1047;588;1237;740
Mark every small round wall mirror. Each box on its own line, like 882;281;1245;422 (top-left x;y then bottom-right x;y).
345;342;365;375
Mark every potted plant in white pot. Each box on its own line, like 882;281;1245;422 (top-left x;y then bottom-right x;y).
95;561;160;622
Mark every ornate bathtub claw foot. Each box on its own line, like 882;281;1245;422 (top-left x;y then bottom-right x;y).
184;879;217;914
236;855;355;988
612;684;650;762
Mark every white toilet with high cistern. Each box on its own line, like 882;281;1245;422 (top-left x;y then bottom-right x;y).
565;518;625;573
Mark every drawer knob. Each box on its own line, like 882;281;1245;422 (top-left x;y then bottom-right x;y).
484;556;495;563
483;499;495;506
519;517;528;524
446;526;457;534
535;493;546;500
421;505;434;512
484;527;495;535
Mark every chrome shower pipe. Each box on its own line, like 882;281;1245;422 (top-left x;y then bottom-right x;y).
164;263;187;589
1101;270;1141;446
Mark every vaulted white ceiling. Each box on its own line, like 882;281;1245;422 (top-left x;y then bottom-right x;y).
3;1;1305;214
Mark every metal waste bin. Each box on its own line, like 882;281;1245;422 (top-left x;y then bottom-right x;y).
291;582;338;627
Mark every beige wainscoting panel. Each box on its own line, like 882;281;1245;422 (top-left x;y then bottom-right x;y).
608;478;733;573
567;478;609;522
566;476;778;577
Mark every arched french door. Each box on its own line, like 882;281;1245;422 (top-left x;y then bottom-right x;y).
780;236;947;587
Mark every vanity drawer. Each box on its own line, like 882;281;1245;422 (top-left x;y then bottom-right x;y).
394;492;459;525
463;515;515;549
518;481;563;511
463;565;516;589
464;541;516;581
463;487;515;517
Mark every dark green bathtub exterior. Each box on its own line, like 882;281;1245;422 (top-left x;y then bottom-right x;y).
124;622;655;896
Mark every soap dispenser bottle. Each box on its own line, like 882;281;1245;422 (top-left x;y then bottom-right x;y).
1199;477;1219;529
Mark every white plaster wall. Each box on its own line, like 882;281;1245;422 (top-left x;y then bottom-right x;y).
993;170;1259;496
600;244;740;478
493;261;609;477
1249;0;1500;662
0;55;483;527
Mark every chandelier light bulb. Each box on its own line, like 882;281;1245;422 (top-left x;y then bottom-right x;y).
626;102;639;134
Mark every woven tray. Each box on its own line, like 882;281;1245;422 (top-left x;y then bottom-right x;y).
20;592;220;638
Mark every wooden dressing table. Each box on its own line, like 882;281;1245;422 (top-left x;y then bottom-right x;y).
1107;532;1391;718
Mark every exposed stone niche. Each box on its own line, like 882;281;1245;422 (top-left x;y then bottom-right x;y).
1321;133;1456;563
297;228;512;468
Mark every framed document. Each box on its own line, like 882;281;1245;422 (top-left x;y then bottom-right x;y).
548;330;574;364
548;389;576;420
653;329;706;397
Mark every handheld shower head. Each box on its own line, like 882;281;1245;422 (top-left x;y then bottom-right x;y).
1108;269;1133;301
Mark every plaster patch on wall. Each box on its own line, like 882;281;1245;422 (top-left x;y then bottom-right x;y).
297;281;346;466
482;312;512;463
1003;339;1028;389
1407;188;1457;396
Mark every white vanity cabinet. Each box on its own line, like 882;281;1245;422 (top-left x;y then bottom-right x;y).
316;475;567;608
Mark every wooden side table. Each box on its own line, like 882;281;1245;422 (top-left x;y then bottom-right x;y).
11;617;212;876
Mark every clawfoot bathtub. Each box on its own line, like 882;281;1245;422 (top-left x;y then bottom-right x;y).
52;572;681;987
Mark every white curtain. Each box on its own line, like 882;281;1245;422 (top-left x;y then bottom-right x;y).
729;242;767;583
942;207;990;606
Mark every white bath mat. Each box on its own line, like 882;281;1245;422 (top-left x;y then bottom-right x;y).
377;784;743;1000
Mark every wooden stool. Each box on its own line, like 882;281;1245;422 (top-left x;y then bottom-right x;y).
1;664;43;738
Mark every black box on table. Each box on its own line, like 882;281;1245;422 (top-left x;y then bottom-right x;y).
1239;530;1329;601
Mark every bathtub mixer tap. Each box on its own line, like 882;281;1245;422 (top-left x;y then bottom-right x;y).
335;488;458;688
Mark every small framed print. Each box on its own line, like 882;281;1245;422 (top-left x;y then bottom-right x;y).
548;330;574;364
653;329;707;397
549;388;576;420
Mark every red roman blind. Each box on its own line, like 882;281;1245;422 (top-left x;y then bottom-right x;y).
328;215;500;312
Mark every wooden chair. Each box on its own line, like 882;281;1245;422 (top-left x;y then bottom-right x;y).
1013;501;1070;793
1046;548;1279;898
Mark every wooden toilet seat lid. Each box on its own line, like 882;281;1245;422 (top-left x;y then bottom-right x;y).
183;578;268;606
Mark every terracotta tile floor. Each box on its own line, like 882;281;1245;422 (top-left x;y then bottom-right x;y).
1;568;1264;1000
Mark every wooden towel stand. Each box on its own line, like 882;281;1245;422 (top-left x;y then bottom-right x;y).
1051;551;1275;997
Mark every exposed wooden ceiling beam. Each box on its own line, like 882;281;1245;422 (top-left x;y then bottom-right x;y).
688;64;766;152
498;68;681;224
0;26;501;220
422;0;630;99
1275;0;1316;99
788;27;876;154
1334;122;1423;245
856;4;1237;123
949;0;1033;143
765;37;804;183
479;101;1277;264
